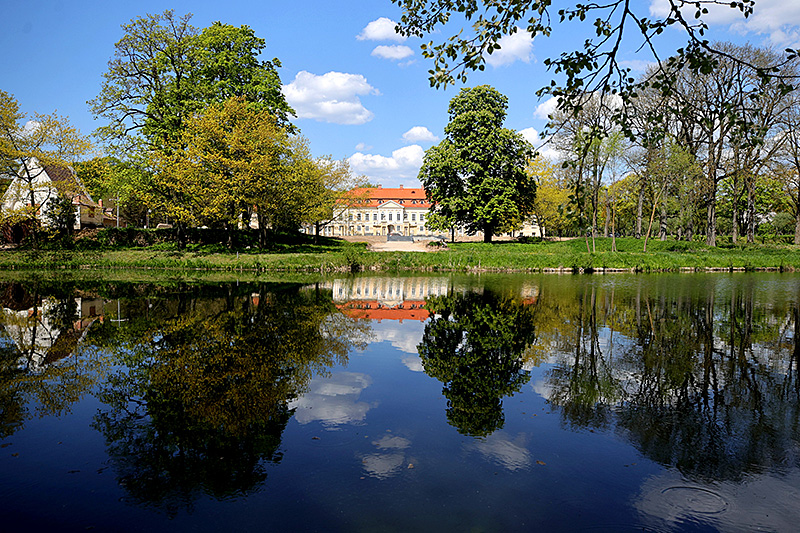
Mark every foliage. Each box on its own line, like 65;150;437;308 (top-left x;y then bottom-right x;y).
89;10;294;153
419;85;535;242
527;156;570;237
392;1;794;136
43;193;76;243
0;90;91;231
75;157;152;227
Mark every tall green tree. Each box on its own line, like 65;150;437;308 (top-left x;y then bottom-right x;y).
90;10;294;154
418;85;535;242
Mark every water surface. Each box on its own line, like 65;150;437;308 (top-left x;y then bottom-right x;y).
1;273;799;531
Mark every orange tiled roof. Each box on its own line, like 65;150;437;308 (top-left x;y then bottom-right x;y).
346;187;433;209
337;300;430;322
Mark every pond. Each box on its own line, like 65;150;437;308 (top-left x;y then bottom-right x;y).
1;273;799;532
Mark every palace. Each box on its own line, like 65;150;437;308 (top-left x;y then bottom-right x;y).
308;186;543;239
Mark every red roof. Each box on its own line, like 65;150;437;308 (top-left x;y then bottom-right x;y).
346;187;433;209
337;300;430;322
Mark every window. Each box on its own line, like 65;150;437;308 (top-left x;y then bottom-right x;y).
348;214;353;221
373;213;377;221
388;213;393;221
420;214;426;221
357;213;361;221
411;213;416;221
412;200;416;204
381;213;385;220
403;213;408;220
366;226;370;232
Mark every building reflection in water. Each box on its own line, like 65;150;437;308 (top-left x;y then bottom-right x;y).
324;276;538;322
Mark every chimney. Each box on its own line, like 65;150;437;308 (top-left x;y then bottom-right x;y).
399;184;403;189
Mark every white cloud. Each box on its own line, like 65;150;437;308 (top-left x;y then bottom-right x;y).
372;45;414;60
533;96;559;120
402;355;424;372
402;126;439;143
355;142;372;151
357;17;406;42
649;0;800;47
282;71;379;125
22;120;41;135
519;127;542;146
484;28;534;67
360;435;413;479
349;144;426;186
519;127;562;161
618;59;655;73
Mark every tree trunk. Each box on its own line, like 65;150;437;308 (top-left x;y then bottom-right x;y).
746;182;755;244
635;181;644;239
176;223;187;249
659;196;667;241
603;191;609;238
732;174;740;244
795;209;800;246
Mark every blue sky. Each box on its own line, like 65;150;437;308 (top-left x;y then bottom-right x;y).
2;1;799;187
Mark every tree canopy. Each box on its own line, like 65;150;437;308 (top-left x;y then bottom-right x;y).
418;85;535;242
89;10;295;153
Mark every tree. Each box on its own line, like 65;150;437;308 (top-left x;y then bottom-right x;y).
0;90;91;243
75;157;152;228
149;97;291;246
90;11;294;154
393;1;796;134
301;158;371;242
527;155;569;237
418;85;535;242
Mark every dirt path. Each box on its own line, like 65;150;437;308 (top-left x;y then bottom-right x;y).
367;240;437;252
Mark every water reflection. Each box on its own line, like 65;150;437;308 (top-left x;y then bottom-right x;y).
290;371;373;427
89;283;370;512
0;282;107;438
534;276;800;483
1;274;800;530
418;289;539;437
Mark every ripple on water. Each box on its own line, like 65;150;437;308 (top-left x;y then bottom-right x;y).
579;526;669;533
660;486;729;515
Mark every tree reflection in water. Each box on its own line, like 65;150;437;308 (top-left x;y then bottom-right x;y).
90;283;370;514
418;289;538;437
0;281;107;438
539;277;800;482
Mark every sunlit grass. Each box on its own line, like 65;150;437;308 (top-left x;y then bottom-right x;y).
0;237;798;273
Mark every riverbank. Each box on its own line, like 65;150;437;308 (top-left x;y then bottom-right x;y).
1;237;799;274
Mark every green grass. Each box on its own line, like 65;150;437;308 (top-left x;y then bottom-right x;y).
1;237;798;274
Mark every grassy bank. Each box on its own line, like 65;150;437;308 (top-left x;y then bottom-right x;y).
1;237;799;274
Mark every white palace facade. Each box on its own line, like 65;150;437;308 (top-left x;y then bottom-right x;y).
308;186;543;239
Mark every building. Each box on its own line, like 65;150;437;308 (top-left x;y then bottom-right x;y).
306;185;544;239
1;158;105;237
